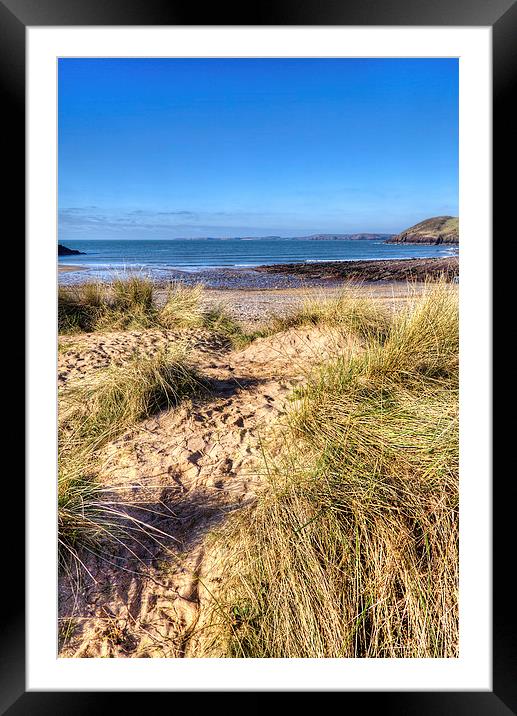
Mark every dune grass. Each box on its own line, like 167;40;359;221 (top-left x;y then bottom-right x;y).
58;277;247;346
158;282;205;328
58;277;157;333
58;282;105;333
58;347;207;561
268;286;391;341
95;276;158;330
160;282;250;347
60;346;206;452
112;275;155;312
59;276;161;333
204;281;459;658
58;452;113;557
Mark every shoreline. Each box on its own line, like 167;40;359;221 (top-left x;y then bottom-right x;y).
59;256;458;289
59;264;88;273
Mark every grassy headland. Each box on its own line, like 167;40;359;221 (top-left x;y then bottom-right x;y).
386;216;459;245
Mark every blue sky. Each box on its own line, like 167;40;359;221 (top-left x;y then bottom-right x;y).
58;58;458;239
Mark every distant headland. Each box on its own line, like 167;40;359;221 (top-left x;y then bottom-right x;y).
387;216;459;245
58;244;85;256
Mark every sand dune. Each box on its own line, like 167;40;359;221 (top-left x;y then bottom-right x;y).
59;325;357;657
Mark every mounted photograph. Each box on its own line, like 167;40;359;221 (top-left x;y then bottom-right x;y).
57;57;459;659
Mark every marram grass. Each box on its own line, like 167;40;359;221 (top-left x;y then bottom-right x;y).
59;347;206;453
58;276;459;658
270;285;391;341
58;277;246;345
201;281;459;658
58;347;208;562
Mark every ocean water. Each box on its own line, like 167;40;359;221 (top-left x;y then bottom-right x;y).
59;238;456;280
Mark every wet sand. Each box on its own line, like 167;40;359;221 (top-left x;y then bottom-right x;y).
59;264;87;273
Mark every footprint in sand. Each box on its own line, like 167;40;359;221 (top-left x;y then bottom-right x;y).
59;325;351;658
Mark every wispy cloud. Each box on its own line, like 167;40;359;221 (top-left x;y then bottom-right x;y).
58;206;299;238
58;202;443;238
155;210;197;217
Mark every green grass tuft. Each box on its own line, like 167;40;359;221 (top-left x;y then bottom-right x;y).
158;282;205;328
58;283;104;333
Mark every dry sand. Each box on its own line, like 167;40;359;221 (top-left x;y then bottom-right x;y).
181;282;422;328
57;283;425;657
58;321;360;657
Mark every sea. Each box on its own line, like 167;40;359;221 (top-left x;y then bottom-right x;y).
59;238;457;287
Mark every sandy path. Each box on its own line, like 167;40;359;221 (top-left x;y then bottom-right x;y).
59;325;356;657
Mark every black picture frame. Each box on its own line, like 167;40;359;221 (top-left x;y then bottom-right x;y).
5;0;511;711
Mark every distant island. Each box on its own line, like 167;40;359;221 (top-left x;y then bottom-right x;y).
59;244;85;256
295;233;394;241
387;216;459;245
159;234;395;241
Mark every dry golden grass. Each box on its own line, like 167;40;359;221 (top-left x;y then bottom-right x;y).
202;281;459;658
261;284;391;342
58;277;247;345
60;346;206;453
58;347;208;562
158;282;205;328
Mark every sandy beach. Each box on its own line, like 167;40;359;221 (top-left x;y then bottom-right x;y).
201;282;428;327
58;264;87;273
54;56;461;665
58;256;458;326
58;275;459;658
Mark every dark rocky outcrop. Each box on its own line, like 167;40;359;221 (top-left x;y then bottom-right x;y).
255;256;458;282
386;216;459;245
58;244;85;256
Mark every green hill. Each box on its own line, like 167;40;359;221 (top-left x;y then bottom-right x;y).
387;216;459;245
